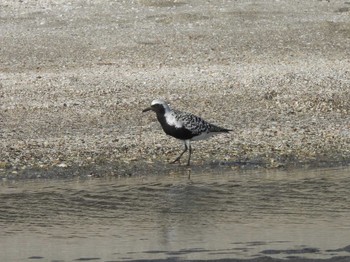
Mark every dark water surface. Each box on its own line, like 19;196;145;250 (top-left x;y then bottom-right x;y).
1;167;350;262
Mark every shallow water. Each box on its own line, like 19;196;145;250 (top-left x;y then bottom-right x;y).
1;167;350;262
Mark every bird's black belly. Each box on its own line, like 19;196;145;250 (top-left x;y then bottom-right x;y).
157;114;195;140
162;124;195;140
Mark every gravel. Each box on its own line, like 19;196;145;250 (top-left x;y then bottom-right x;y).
0;0;349;179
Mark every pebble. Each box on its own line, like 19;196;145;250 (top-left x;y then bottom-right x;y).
0;0;349;178
57;163;68;168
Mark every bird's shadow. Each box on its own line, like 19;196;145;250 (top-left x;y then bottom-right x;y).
160;159;267;179
208;160;267;169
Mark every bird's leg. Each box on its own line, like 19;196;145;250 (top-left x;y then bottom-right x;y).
171;142;188;164
186;143;192;166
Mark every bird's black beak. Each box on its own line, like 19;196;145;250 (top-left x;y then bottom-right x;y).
142;107;152;113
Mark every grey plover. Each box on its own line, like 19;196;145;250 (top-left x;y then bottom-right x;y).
143;99;231;166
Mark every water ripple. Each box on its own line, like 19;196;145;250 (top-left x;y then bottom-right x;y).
1;167;350;261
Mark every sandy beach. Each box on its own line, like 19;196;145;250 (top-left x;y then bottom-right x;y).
0;0;349;179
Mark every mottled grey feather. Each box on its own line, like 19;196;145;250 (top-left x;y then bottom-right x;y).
173;109;230;135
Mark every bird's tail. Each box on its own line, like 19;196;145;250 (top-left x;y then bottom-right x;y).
209;124;232;133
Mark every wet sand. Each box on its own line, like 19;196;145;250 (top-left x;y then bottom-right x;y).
1;0;350;179
122;255;350;262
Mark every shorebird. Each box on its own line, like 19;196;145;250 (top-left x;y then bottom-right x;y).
142;99;231;166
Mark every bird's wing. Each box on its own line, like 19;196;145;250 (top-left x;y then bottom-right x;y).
173;110;210;135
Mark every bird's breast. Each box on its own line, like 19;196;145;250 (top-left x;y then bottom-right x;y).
156;113;195;140
164;112;183;128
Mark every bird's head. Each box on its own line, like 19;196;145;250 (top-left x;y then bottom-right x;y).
142;99;170;114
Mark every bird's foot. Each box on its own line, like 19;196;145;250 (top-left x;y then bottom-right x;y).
170;158;181;164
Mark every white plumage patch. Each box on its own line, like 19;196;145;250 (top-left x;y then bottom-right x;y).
164;111;183;128
151;99;166;106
